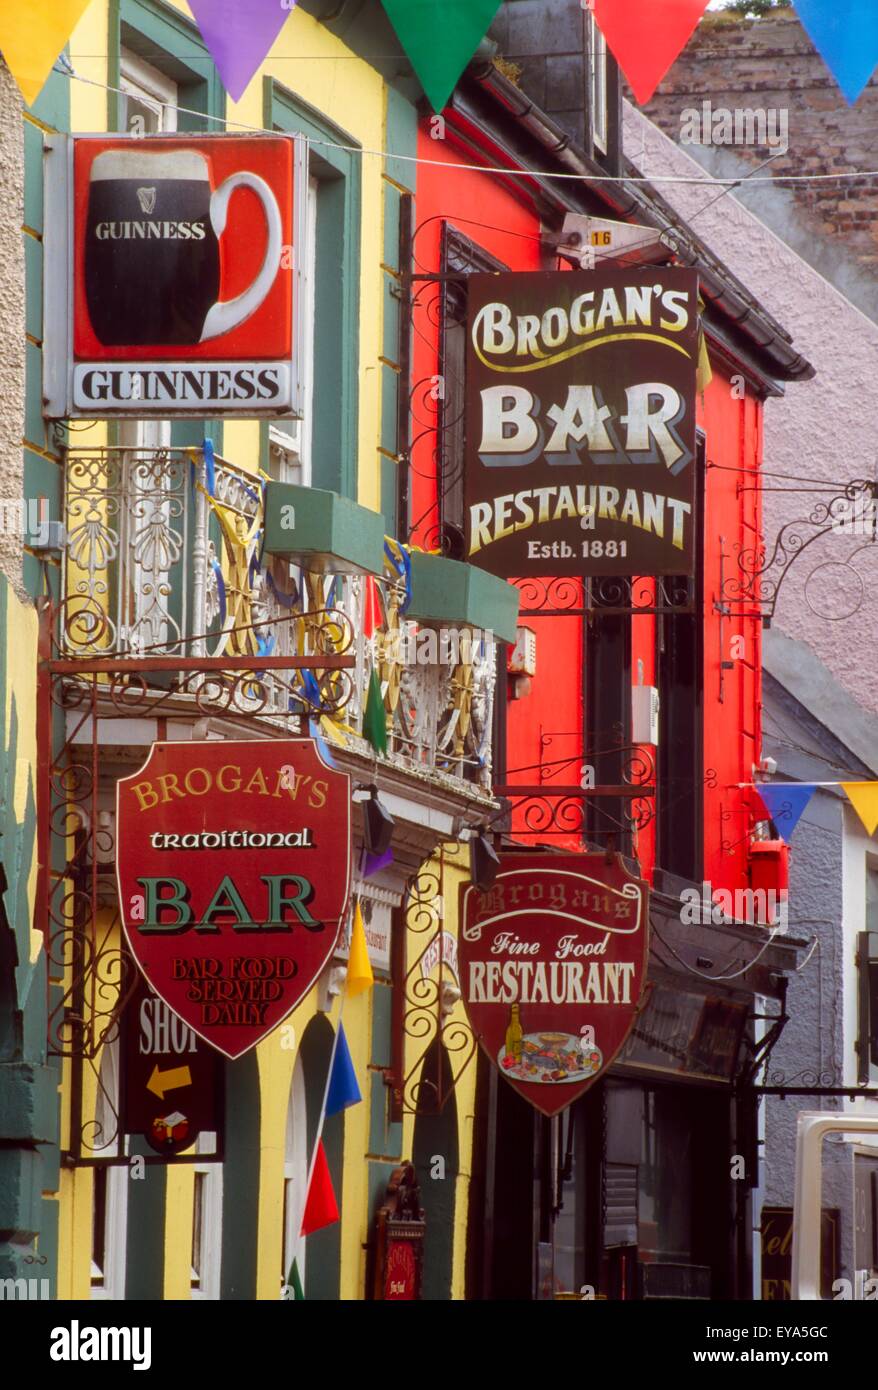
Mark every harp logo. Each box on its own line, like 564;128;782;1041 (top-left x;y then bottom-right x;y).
136;186;157;214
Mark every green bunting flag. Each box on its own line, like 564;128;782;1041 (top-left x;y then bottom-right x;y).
363;668;388;755
380;0;502;113
288;1258;305;1301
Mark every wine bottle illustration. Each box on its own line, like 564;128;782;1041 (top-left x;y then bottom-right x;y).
505;1002;524;1064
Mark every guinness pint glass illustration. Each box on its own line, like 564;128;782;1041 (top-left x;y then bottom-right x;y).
84;148;283;346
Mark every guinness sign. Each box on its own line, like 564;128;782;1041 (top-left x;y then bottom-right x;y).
44;134;305;419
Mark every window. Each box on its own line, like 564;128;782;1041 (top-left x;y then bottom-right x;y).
90;1042;128;1300
190;1133;222;1300
267;83;361;498
267;176;318;486
589;13;608;156
119;47;178;134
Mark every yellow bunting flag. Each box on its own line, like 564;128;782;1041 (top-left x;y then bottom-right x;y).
0;0;93;107
346;899;374;999
842;782;878;836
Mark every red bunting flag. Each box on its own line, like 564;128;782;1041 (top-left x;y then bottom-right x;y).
300;1140;340;1236
590;0;710;105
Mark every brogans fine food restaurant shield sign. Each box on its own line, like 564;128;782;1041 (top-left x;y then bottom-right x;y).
117;741;351;1059
460;854;649;1116
44;134;303;418
464;267;699;578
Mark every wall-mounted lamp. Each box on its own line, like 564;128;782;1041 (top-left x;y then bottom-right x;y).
362;784;394;857
470;829;500;892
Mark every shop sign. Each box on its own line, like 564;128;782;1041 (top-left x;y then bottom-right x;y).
121;973;222;1156
464;267;698;577
117;740;351;1059
760;1207;839;1300
44;133;306;418
459;853;649;1116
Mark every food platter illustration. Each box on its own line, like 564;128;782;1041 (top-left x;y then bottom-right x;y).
498;1031;603;1084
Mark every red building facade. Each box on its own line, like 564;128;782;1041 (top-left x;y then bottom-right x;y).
407;55;812;1300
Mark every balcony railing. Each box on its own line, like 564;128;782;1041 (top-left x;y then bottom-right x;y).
60;445;495;789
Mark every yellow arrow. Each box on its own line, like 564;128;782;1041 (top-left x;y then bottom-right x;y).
147;1064;192;1100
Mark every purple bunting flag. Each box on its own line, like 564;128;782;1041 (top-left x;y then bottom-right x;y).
187;0;294;103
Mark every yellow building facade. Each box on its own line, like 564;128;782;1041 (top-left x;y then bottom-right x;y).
33;0;490;1303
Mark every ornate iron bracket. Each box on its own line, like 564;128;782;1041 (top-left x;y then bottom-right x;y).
719;479;877;624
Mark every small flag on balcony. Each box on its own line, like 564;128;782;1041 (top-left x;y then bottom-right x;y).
325;1023;362;1117
755;783;816;841
363;668;388;755
363;576;383;640
842;782;878;836
346;900;374;999
300;1140;339;1236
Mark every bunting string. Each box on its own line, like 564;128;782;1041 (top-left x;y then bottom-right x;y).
48;68;878;188
8;2;878;139
742;780;878;841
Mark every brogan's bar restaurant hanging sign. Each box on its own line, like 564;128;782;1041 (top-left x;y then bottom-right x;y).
464;267;699;578
459;854;649;1116
117;741;351;1059
43;134;307;418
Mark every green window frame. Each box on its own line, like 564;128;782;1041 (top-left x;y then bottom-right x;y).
109;0;225;136
263;79;361;500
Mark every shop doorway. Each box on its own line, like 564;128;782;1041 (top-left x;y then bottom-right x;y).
412;1039;459;1300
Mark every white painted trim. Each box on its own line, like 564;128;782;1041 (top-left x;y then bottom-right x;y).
120;48;179;133
90;1041;129;1301
190;1133;223;1300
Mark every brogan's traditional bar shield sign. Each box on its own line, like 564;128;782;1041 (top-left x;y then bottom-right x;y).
117;741;351;1059
464;267;698;577
460;854;649;1115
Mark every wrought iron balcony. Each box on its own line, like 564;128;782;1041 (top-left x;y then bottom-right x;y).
58;445;495;789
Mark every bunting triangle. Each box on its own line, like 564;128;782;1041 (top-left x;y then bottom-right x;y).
380;0;502;113
0;0;93;107
590;0;710;106
794;1;878;106
842;782;878;836
362;668;388;755
755;783;816;841
186;0;293;104
325;1023;362;1117
300;1139;339;1237
346;900;374;999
